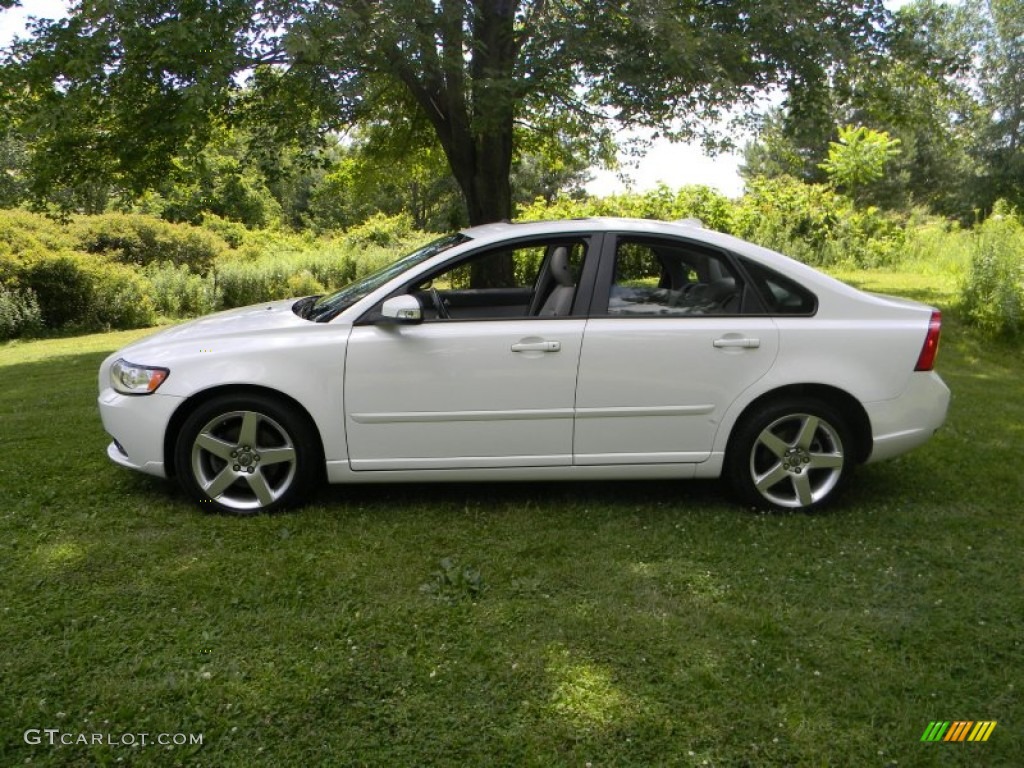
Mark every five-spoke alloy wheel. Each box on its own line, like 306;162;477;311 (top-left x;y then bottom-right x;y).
727;398;852;512
174;393;321;514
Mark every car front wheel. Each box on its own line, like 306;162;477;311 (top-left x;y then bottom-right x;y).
727;398;852;512
174;393;321;515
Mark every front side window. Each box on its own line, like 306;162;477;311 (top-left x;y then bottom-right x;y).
410;239;589;321
605;238;743;316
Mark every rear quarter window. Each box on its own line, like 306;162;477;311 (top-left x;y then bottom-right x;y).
740;258;817;315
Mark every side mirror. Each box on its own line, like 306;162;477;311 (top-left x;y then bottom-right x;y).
380;295;423;324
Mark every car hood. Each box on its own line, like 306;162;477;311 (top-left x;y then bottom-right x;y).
115;299;311;358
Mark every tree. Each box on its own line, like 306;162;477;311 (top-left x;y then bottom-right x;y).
970;0;1024;210
818;125;901;203
2;1;888;224
741;0;1024;218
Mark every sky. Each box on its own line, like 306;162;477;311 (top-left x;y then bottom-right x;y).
1;0;914;200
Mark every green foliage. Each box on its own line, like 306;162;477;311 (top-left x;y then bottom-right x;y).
419;558;486;604
818;125;901;201
72;214;228;273
82;259;157;330
2;0;887;225
519;184;735;232
212;229;432;310
972;0;1024;211
960;205;1024;337
23;255;95;329
144;262;221;318
0;286;43;340
525;179;906;269
733;176;906;267
20;253;156;331
340;212;417;248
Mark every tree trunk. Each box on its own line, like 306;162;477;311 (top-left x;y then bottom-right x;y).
453;132;515;286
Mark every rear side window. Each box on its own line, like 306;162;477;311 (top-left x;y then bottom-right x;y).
740;259;817;315
605;238;743;316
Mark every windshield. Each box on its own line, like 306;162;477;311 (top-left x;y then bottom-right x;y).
305;233;469;322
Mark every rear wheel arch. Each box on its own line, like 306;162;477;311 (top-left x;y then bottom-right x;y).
726;384;873;466
163;385;326;481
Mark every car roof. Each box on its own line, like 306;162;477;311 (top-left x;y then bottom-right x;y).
461;217;706;241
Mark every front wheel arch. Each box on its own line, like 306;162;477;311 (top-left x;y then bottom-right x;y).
164;385;326;481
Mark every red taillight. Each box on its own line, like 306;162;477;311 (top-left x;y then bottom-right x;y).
915;310;942;371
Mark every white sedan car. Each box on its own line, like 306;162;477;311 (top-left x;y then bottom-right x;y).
98;218;949;514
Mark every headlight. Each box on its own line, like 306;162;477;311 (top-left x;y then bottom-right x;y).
110;359;170;395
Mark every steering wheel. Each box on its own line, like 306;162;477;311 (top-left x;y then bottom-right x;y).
430;287;450;319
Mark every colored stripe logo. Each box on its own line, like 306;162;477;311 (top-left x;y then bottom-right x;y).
921;721;997;742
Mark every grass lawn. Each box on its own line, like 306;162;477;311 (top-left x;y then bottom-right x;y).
1;273;1021;767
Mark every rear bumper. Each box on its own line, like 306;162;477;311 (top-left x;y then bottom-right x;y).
98;388;183;478
864;371;950;463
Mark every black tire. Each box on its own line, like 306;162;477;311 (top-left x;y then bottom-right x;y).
726;397;853;512
174;393;322;515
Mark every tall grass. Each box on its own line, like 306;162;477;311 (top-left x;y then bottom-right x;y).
960;210;1024;338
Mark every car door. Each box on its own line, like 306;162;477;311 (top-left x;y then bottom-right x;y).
573;235;779;465
344;237;596;471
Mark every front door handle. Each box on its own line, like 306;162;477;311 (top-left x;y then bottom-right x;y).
713;337;760;349
511;340;561;353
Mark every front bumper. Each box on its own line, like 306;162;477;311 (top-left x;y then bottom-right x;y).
864;371;951;463
98;388;184;478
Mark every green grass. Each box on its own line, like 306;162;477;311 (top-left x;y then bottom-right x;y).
2;275;1022;767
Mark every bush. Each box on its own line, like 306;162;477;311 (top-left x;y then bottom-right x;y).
215;260;294;308
518;184;736;231
733;177;905;267
343;212;416;248
0;209;78;255
144;262;220;318
960;208;1024;338
71;213;228;273
19;252;155;331
0;286;43;340
25;255;95;329
82;260;157;330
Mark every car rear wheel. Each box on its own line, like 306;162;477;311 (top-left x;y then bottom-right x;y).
727;398;852;512
174;393;321;515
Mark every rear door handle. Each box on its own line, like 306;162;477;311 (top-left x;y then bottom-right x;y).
713;337;760;349
511;340;561;353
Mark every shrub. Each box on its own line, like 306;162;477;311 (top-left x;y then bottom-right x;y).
0;209;78;255
286;270;326;297
20;252;156;331
25;255;95;329
144;262;220;318
72;213;228;273
0;286;43;340
960;208;1024;338
215;260;293;308
733;177;905;267
518;184;736;231
82;260;157;330
343;212;416;248
199;214;251;249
